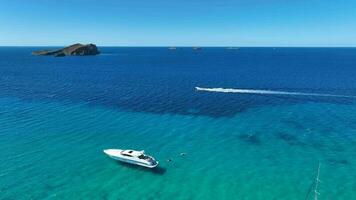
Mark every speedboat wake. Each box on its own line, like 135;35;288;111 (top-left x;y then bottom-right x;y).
195;87;356;98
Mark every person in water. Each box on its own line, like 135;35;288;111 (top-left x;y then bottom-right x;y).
167;153;186;162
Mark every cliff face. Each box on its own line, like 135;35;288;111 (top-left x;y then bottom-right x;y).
32;44;100;57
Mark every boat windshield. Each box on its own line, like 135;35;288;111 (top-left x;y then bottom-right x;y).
138;154;149;160
138;155;156;165
139;154;155;162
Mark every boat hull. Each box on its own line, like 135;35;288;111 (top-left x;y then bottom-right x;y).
104;149;158;168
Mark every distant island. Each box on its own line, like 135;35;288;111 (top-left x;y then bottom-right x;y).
32;43;100;57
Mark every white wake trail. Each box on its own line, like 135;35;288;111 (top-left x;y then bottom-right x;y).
195;87;355;98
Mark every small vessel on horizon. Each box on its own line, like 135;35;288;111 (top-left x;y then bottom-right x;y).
103;149;159;168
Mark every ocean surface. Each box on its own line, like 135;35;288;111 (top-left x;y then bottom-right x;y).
0;47;355;199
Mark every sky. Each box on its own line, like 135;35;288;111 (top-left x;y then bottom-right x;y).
0;0;356;46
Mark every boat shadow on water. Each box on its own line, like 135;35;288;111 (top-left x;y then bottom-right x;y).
114;161;167;175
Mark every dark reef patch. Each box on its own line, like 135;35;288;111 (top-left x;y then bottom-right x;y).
308;141;327;150
282;120;306;130
238;133;261;145
275;132;306;146
327;158;349;165
329;145;345;152
319;126;337;134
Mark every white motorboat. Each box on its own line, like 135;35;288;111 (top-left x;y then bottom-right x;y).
103;149;159;168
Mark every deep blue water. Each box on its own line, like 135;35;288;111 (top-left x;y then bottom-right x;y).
1;47;356;199
1;47;356;117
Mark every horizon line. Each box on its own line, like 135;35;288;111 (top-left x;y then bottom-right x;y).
1;45;356;48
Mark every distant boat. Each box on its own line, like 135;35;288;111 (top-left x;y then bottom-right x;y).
168;47;177;50
193;47;202;50
103;149;159;168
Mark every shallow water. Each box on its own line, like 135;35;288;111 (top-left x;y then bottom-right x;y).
0;47;355;199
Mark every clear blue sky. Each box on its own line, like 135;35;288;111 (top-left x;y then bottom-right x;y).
1;0;356;46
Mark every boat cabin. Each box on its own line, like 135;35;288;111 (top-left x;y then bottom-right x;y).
121;150;148;159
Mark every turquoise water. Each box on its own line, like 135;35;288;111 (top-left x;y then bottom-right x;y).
1;97;355;199
1;47;356;199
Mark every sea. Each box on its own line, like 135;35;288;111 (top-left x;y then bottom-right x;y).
0;47;355;200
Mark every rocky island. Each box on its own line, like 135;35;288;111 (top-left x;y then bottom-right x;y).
32;43;100;57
